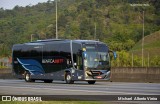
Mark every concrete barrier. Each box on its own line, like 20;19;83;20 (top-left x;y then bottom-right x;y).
110;67;160;83
0;68;160;83
0;68;14;79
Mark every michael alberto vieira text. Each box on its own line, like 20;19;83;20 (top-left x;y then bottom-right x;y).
118;96;158;101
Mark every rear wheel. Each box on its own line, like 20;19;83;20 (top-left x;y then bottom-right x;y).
88;81;96;84
24;72;35;82
44;80;53;83
65;72;74;84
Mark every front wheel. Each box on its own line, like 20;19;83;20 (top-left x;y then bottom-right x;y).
24;72;35;82
88;81;96;84
65;72;74;84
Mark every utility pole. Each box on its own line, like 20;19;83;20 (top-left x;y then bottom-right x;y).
31;34;34;42
148;52;149;67
56;0;58;39
132;53;134;67
130;3;149;67
94;23;96;40
142;11;144;67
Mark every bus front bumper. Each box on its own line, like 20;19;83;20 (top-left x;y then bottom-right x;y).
85;71;111;81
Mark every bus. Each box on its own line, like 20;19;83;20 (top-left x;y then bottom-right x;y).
12;39;116;84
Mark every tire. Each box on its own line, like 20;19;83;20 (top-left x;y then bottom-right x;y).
65;72;74;84
24;72;35;82
44;80;53;83
88;81;96;84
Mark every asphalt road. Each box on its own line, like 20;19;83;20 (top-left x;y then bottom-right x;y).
0;79;160;103
0;79;160;95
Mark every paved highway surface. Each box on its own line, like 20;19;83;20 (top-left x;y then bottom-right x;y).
0;79;160;103
0;79;160;95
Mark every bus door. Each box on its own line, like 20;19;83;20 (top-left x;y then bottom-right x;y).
72;49;84;80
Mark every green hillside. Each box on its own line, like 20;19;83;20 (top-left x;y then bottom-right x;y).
0;0;160;58
111;31;160;67
131;30;160;57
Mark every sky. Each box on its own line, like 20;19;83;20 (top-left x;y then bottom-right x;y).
0;0;53;10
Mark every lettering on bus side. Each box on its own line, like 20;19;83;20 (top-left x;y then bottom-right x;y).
42;59;64;64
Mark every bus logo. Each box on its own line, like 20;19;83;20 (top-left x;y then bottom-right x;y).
42;59;64;64
2;96;11;101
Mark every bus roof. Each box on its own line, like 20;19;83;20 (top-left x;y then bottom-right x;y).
33;39;104;44
13;39;106;47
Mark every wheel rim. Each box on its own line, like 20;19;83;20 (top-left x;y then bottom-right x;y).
26;74;30;81
66;74;71;81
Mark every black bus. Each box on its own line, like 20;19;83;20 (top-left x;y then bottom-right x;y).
12;39;116;84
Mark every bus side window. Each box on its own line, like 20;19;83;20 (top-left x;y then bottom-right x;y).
65;53;72;68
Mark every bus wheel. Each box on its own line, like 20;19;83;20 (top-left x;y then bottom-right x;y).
44;80;53;83
65;72;74;84
88;81;96;84
25;72;35;82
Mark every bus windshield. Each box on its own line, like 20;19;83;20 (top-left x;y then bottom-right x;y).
84;44;110;70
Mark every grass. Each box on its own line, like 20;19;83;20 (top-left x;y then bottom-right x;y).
131;30;160;58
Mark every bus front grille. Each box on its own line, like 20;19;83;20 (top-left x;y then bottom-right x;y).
91;71;103;76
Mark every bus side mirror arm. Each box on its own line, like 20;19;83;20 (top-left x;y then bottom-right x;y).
109;50;117;60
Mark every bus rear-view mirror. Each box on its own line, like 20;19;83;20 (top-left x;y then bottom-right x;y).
113;51;117;60
83;52;87;60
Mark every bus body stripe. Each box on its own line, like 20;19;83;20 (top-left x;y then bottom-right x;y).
17;58;44;74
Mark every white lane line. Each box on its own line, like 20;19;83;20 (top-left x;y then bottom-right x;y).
0;85;159;95
0;80;160;90
0;80;160;93
1;83;160;92
1;84;159;94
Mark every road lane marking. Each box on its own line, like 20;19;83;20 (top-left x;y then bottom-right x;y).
0;85;159;95
0;80;160;90
0;83;160;93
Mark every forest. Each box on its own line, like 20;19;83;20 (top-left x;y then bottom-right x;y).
0;0;160;67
